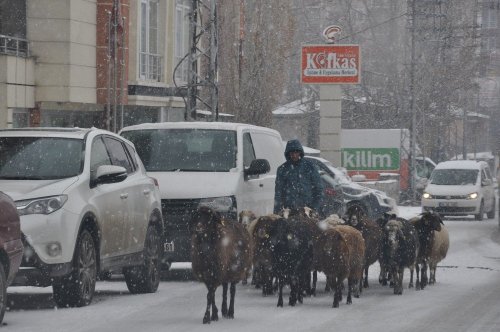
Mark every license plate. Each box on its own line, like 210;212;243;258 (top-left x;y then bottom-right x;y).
439;202;457;207
164;242;175;252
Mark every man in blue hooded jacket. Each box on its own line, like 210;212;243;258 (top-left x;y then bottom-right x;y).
274;139;324;214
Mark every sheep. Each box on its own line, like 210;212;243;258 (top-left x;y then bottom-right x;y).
344;205;383;290
380;216;419;295
273;209;315;307
190;206;252;324
409;211;450;289
238;210;257;285
313;224;365;307
376;212;407;286
251;214;281;295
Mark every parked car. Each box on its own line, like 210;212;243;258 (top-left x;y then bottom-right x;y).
422;160;495;220
305;156;398;220
0;191;23;323
0;128;163;307
318;170;346;218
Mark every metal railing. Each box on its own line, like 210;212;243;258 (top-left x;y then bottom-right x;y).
0;34;29;57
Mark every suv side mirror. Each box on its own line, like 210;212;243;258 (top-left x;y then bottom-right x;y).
244;159;270;178
91;165;127;187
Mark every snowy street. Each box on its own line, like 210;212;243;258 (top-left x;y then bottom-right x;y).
4;207;500;332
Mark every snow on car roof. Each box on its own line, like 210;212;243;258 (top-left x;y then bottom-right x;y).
435;160;485;170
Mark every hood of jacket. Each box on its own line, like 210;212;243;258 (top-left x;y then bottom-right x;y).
284;139;304;160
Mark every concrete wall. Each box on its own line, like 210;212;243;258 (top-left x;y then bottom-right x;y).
27;0;97;104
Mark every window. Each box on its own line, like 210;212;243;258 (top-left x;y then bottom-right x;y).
243;133;256;169
90;136;112;178
103;136;134;173
0;137;84;180
139;0;163;81
482;8;498;28
174;0;190;83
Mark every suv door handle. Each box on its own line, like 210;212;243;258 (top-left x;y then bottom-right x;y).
143;189;151;195
120;193;129;199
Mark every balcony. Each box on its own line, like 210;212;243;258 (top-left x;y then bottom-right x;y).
0;34;29;57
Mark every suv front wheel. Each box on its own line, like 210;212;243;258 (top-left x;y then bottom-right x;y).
53;229;97;307
124;224;161;294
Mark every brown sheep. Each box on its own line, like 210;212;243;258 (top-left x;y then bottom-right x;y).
313;224;365;307
190;206;252;324
238;210;257;285
344;205;383;290
409;211;450;289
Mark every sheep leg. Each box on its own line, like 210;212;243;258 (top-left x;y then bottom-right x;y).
415;263;420;289
221;282;228;318
346;278;353;304
379;262;388;286
363;266;369;289
332;278;341;308
394;267;404;295
409;265;414;289
311;270;317;296
429;262;437;284
227;282;236;319
277;277;284;307
210;287;218;322
421;261;428;289
203;287;216;324
289;276;297;306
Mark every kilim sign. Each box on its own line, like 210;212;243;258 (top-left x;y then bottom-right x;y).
301;45;360;84
342;148;400;171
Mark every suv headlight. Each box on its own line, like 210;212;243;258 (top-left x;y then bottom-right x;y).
199;196;236;212
422;192;432;199
467;192;478;199
16;195;68;216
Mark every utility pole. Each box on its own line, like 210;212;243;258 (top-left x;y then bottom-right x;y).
185;0;218;121
408;0;417;203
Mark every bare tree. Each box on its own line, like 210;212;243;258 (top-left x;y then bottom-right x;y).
217;0;294;126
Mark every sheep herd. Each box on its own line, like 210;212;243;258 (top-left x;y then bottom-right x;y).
189;205;450;324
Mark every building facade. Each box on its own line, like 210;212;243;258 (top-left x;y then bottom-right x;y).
0;0;191;130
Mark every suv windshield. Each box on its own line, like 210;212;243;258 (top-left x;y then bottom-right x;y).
0;137;84;180
121;129;237;172
430;169;479;185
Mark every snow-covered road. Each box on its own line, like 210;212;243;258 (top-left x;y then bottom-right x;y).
4;207;500;332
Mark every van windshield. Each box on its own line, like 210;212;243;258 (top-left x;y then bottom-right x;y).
429;169;479;185
0;137;84;180
121;129;237;172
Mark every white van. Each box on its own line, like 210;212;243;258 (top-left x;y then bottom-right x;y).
421;160;495;220
119;122;285;265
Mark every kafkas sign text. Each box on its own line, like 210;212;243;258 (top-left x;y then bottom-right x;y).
301;44;360;84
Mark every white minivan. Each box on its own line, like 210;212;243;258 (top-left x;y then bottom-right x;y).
421;160;495;220
119;122;285;266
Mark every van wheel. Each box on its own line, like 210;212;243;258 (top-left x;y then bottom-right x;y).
53;229;97;307
487;200;496;219
475;201;484;221
124;225;161;294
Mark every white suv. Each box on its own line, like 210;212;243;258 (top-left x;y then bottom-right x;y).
0;128;163;307
422;160;495;220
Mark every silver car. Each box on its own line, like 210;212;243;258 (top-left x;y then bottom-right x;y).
0;128;163;307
